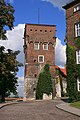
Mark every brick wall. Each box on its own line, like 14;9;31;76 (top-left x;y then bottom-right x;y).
65;2;80;45
24;24;56;78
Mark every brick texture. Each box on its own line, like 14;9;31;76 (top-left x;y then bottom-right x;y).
64;1;80;46
24;24;56;98
24;24;56;78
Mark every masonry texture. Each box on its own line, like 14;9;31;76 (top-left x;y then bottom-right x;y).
24;24;56;99
63;0;80;46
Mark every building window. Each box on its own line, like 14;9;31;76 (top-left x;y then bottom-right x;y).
76;50;80;64
74;5;80;12
43;43;48;50
77;78;80;92
38;55;44;63
34;43;39;50
40;30;42;32
34;74;37;78
75;22;80;37
45;30;47;32
30;29;32;31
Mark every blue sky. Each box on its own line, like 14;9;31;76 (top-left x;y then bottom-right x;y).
13;0;66;44
1;0;72;96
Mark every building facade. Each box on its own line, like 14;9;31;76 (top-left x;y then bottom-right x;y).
24;24;56;99
55;66;67;97
63;0;80;101
63;0;80;45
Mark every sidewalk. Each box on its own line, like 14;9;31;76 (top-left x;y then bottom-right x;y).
56;102;80;117
0;101;18;109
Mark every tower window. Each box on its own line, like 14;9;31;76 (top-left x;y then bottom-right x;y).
33;59;36;62
43;43;48;50
76;50;80;64
34;74;37;78
74;5;80;12
38;55;44;63
77;77;80;91
45;30;47;32
75;22;80;37
34;43;39;50
30;29;32;31
40;30;42;32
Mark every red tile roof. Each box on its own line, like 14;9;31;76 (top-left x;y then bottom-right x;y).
59;68;66;76
55;65;66;76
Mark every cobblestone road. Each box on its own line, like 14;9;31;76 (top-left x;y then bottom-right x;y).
0;100;80;120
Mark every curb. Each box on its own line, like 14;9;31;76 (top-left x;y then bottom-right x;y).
56;103;80;117
0;101;19;109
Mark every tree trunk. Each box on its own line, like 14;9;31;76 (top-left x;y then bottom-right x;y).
1;93;5;102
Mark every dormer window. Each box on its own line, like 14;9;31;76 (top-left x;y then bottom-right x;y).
75;22;80;37
74;5;80;12
34;43;39;50
76;50;80;64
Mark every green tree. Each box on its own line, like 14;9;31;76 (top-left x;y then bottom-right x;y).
66;44;80;102
36;64;53;100
0;46;23;102
0;0;15;40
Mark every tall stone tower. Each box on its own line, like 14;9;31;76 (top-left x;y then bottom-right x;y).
24;23;56;99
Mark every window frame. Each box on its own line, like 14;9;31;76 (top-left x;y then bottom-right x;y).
34;43;39;50
74;5;80;12
43;43;48;50
75;22;80;37
38;55;44;63
77;77;80;92
76;50;80;64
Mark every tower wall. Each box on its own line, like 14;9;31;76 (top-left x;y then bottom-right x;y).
24;24;56;99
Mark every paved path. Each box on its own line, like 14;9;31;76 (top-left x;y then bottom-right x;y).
56;102;80;117
0;100;80;120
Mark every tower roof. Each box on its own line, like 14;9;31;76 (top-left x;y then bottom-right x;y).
63;0;80;9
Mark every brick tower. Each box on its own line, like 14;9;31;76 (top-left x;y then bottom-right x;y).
24;23;56;99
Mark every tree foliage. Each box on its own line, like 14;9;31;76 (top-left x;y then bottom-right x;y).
0;46;23;102
66;42;80;102
36;64;53;100
0;0;15;40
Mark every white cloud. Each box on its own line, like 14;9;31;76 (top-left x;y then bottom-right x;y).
0;24;66;67
17;76;24;97
0;24;66;97
41;0;72;9
5;0;14;3
0;24;25;97
55;38;66;67
0;24;25;64
9;0;13;3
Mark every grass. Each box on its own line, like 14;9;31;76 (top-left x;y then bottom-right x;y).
70;101;80;109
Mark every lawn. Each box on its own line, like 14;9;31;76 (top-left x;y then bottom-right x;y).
70;101;80;109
